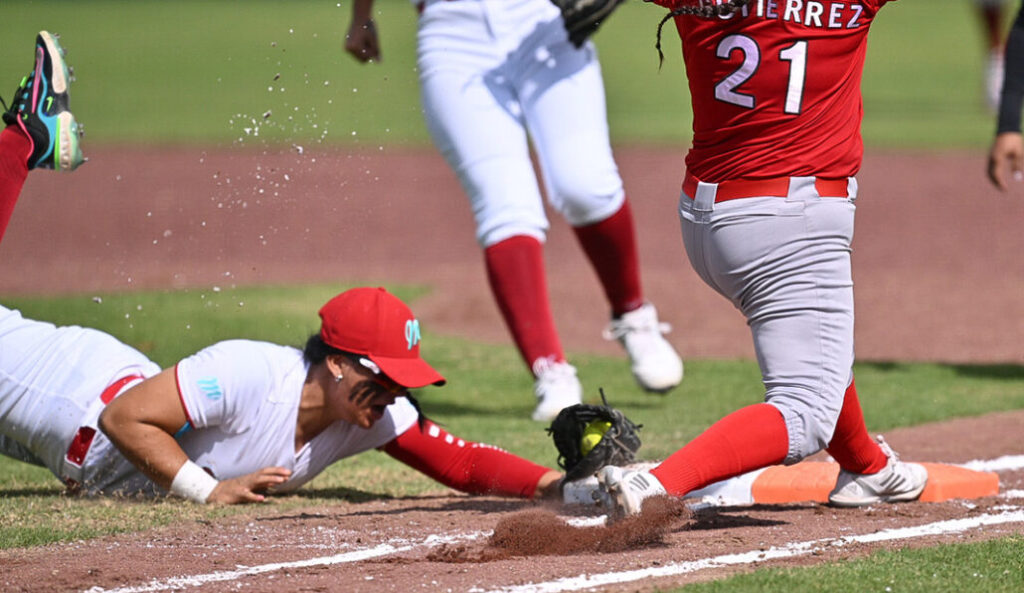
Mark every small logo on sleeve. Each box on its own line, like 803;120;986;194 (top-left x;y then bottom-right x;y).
196;377;223;401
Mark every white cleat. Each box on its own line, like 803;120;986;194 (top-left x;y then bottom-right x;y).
828;436;928;507
531;358;583;422
596;465;668;518
603;303;683;393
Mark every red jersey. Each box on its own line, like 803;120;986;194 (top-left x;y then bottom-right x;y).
669;0;893;182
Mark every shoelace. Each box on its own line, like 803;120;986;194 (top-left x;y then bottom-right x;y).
602;312;672;341
875;435;898;462
0;89;17;118
0;78;31;122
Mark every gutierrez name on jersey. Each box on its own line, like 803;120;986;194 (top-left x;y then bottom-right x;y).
704;0;867;29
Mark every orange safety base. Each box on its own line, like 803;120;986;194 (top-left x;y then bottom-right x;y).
749;461;999;504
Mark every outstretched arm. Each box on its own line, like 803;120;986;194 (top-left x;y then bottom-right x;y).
383;419;563;499
988;5;1024;190
99;368;291;503
345;0;381;63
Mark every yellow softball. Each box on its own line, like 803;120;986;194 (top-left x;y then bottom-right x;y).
580;420;612;456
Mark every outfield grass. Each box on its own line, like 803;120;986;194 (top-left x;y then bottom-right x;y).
0;0;1001;149
681;536;1024;593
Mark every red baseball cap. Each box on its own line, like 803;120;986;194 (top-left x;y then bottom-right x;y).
318;287;446;388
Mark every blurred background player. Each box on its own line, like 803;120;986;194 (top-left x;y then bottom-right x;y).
596;0;928;516
0;31;83;243
343;0;683;422
976;0;1011;111
988;2;1024;189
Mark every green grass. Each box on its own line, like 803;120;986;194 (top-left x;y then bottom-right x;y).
2;284;1023;550
0;283;429;367
0;0;1003;149
1;0;426;146
673;536;1024;593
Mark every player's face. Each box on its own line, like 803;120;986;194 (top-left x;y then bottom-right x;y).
336;358;409;429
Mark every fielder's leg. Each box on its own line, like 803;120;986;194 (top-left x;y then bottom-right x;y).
573;203;683;392
483;235;569;369
519;17;682;393
572;200;643;317
602;182;925;514
0;127;30;242
1;31;83;172
824;378;887;473
417;2;581;421
1;31;84;243
484;235;583;422
622;180;854;502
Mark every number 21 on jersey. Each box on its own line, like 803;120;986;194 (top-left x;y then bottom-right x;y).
714;36;808;115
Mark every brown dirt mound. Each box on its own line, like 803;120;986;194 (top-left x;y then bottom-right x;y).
445;497;693;560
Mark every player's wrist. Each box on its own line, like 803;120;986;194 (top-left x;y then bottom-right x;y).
170;460;219;503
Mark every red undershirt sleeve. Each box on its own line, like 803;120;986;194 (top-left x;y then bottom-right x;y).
382;419;550;499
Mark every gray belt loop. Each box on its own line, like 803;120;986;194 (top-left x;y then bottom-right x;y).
694;181;717;213
788;176;816;200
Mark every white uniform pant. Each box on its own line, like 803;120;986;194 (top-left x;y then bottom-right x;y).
679;177;859;463
417;0;625;247
0;305;161;495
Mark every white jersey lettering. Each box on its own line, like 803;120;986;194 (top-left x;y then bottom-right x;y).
829;3;846;28
784;0;803;23
752;0;865;29
848;4;865;28
804;2;824;27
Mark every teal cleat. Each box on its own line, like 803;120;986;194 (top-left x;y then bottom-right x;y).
1;31;84;171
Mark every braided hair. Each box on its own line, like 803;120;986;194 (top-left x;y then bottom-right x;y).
655;0;752;66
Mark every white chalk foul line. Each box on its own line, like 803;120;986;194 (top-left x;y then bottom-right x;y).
81;531;486;593
960;454;1024;473
477;509;1024;593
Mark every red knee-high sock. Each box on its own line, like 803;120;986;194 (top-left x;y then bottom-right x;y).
0;127;31;243
571;199;644;317
825;378;887;474
650;403;789;496
484;235;565;372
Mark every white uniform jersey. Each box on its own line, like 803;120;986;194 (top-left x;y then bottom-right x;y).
0;306;419;496
175;340;419;492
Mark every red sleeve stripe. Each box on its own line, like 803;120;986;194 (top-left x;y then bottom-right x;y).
173;363;196;429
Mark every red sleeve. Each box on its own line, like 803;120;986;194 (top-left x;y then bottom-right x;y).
382;419;551;499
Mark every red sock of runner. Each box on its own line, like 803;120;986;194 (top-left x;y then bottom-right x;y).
484;235;565;371
825;379;888;474
0;126;31;243
650;403;789;496
571;199;644;317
